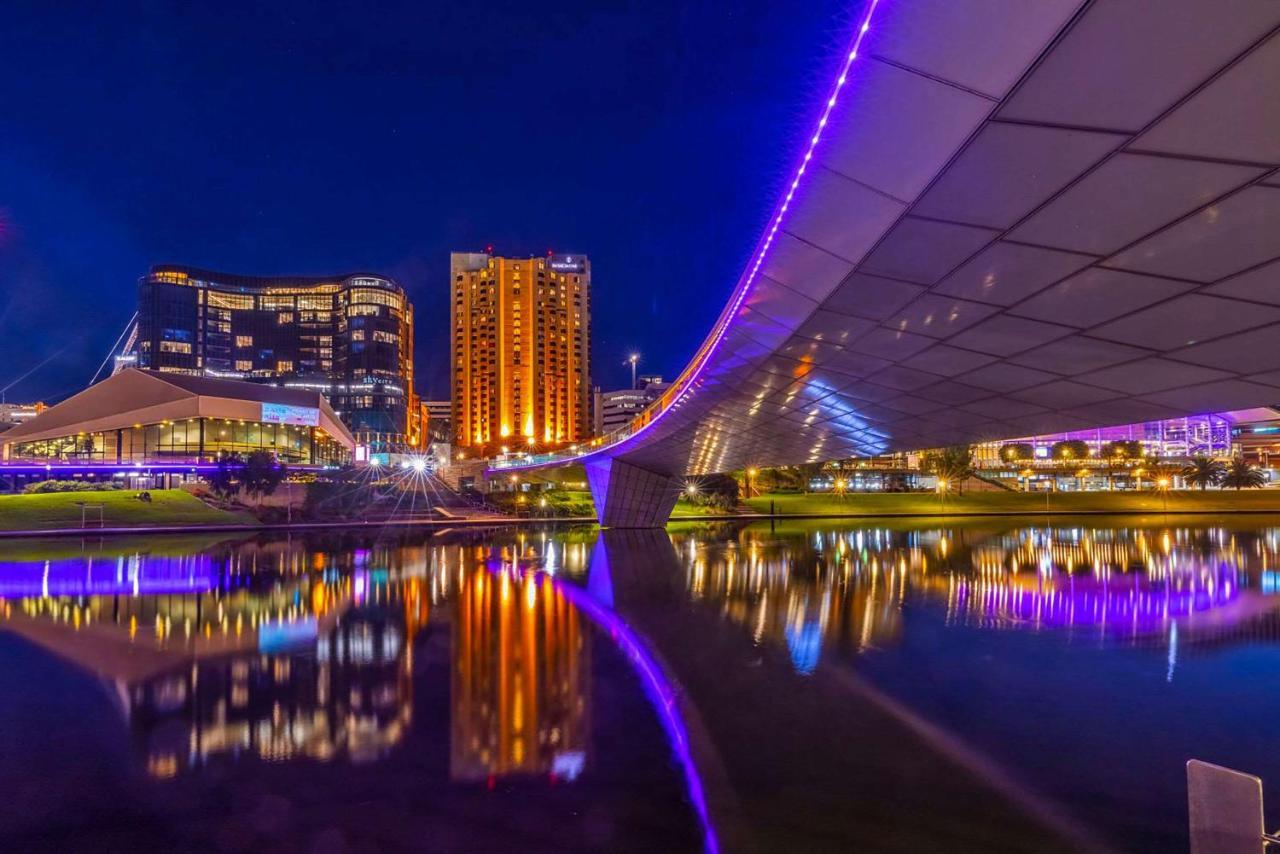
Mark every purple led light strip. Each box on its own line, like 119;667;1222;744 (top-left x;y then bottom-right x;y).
495;1;884;472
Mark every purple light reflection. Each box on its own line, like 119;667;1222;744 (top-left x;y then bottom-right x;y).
951;565;1240;636
0;553;218;599
486;559;718;853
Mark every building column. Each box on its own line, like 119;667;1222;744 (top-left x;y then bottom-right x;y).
585;458;681;528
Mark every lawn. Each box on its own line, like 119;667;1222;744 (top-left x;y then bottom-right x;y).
743;489;1280;517
0;489;257;531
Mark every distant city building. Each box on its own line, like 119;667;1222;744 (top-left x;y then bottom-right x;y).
0;402;45;432
0;369;354;489
593;376;667;436
423;399;452;444
126;265;418;452
451;252;590;454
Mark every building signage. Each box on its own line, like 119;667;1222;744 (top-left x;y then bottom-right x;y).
261;403;320;426
548;255;586;273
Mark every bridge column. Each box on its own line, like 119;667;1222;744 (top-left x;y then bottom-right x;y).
585;458;681;528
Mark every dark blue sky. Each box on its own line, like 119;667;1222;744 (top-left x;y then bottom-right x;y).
1;0;854;401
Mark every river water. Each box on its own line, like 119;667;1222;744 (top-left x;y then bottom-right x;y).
1;516;1278;852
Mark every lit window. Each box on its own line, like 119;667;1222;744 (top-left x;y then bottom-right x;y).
235;335;253;348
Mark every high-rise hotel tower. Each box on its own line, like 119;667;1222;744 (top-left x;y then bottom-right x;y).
130;266;418;451
451;252;591;453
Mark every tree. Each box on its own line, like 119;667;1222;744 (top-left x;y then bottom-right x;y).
1181;456;1227;490
208;453;243;501
1051;440;1090;461
793;462;826;493
241;450;286;498
208;450;287;501
921;445;975;494
999;443;1034;463
1222;459;1267;490
1101;440;1143;460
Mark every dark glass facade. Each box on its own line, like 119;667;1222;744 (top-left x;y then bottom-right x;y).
134;267;417;450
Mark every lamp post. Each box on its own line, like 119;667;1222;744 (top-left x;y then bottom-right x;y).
627;353;640;389
1157;477;1170;514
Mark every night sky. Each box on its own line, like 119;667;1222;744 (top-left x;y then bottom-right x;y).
1;0;855;402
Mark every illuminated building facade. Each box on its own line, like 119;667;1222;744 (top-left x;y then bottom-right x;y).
132;266;418;451
451;252;591;454
0;402;44;430
0;369;354;488
424;399;452;444
594;376;667;436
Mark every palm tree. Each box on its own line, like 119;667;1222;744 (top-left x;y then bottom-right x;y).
1222;459;1267;490
1181;456;1227;490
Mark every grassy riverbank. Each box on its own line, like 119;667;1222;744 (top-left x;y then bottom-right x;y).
0;489;256;531
742;489;1280;516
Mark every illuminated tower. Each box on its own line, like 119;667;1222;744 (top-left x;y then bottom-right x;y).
450;252;591;454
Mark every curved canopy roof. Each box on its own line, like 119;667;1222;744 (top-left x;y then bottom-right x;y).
1;369;355;450
501;0;1280;477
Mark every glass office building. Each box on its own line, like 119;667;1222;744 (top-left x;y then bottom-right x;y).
129;266;417;452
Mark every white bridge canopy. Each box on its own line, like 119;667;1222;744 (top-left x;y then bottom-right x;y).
497;0;1280;522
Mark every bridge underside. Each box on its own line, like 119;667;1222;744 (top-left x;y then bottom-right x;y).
500;0;1280;526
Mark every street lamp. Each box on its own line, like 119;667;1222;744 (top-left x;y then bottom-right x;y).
1157;477;1171;513
627;352;640;389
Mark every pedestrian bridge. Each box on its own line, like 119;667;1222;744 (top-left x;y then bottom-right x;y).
492;0;1280;525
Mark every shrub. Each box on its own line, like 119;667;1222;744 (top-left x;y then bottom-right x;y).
23;479;121;494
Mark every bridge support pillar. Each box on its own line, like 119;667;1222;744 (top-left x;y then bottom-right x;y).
585;458;681;528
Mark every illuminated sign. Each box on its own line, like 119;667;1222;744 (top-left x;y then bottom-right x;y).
261;403;320;426
548;254;586;273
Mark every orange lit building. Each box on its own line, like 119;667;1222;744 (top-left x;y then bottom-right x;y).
451;252;591;454
451;569;589;781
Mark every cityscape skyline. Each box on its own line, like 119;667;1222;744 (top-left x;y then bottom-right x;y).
0;0;855;404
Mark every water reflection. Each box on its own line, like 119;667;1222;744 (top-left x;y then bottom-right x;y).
0;535;596;786
4;522;1280;850
676;522;1280;676
452;568;590;782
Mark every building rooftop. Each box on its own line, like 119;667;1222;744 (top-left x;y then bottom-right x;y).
0;369;355;449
